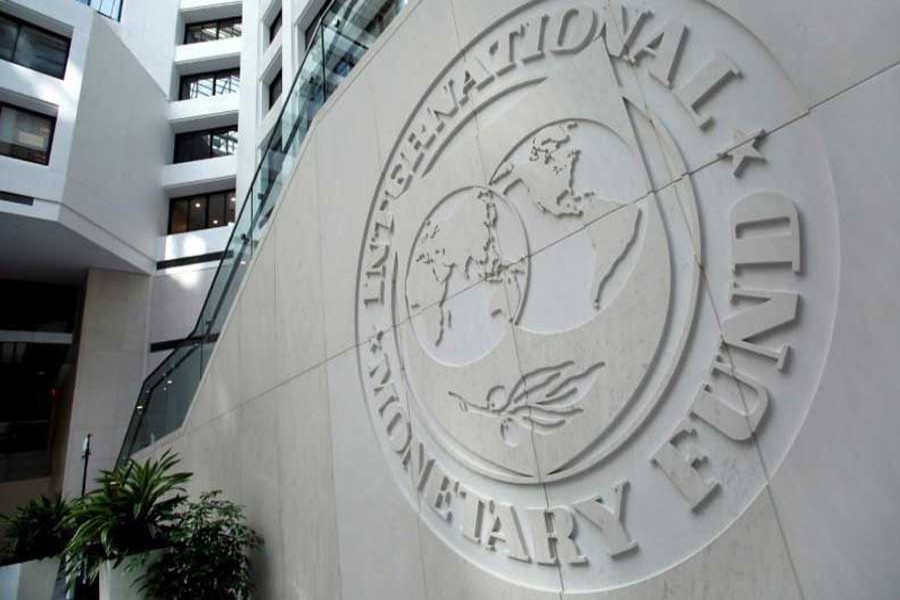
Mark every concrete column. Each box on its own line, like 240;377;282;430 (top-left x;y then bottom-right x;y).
62;269;152;496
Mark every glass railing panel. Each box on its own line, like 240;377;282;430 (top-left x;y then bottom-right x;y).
256;145;286;232
323;0;406;50
198;192;256;337
163;343;203;433
284;42;325;156
118;0;408;464
137;384;167;452
321;25;366;95
128;385;160;453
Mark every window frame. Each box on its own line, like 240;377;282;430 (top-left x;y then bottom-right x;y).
0;11;71;79
178;68;241;100
183;16;242;45
168;189;238;234
0;101;57;166
173;125;239;163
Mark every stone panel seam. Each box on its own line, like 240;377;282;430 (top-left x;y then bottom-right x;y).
809;56;900;115
317;366;345;600
666;113;821;600
470;44;567;591
267;395;288;599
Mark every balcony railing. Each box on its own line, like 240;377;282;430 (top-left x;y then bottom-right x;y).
75;0;123;21
117;0;407;464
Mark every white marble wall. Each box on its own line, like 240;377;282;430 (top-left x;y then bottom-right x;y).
144;0;900;598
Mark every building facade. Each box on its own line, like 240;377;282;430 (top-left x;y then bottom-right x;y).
0;0;340;506
3;0;900;599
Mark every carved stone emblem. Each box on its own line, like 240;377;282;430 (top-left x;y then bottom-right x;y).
355;0;839;591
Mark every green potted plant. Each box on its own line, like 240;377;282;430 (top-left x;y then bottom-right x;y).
139;491;262;600
65;450;191;600
0;494;74;600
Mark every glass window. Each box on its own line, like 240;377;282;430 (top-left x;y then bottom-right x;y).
179;69;240;100
0;12;70;79
174;126;237;163
169;199;188;234
210;128;238;157
168;191;237;234
207;192;226;228
185;22;217;44
219;18;241;39
268;71;283;110
94;0;124;21
174;131;208;163
180;74;209;100
0;103;55;165
215;70;240;95
184;17;242;44
188;196;206;231
197;76;215;97
0;15;17;61
269;11;282;44
16;23;69;78
225;190;237;223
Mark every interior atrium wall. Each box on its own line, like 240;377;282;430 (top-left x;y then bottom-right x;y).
141;1;900;598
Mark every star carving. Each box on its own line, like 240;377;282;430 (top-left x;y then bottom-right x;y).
717;129;767;177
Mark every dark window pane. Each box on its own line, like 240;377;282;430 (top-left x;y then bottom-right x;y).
210;128;238;157
207;193;226;228
0;15;70;79
179;74;212;100
169;199;188;234
168;190;236;235
219;18;242;39
173;133;189;162
175;127;235;162
179;77;192;100
268;71;282;109
0;15;17;61
0;104;54;165
16;25;69;78
269;11;282;43
185;17;241;44
200;23;218;42
188;196;206;231
174;131;212;163
215;70;240;95
195;75;215;97
226;190;237;223
180;70;238;99
185;22;217;44
195;132;213;159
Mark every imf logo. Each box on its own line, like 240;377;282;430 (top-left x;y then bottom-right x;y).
355;0;839;591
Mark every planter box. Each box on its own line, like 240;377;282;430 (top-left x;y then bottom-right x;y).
0;557;62;600
99;551;160;600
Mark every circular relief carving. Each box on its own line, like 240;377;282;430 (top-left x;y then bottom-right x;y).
355;0;840;592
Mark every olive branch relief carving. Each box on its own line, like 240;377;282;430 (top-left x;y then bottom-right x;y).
449;360;605;446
